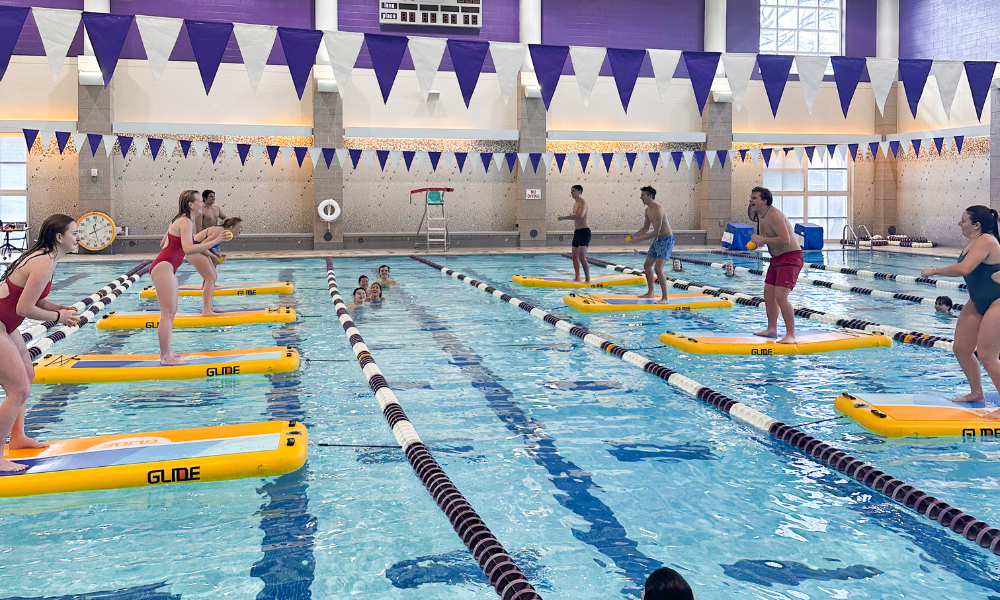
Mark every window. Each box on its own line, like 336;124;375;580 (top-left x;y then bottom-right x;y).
761;149;849;239
0;136;27;229
760;0;843;57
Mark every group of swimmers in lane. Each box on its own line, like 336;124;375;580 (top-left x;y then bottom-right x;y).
347;266;396;310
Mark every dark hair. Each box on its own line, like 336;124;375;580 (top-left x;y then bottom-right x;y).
640;185;656;199
222;217;242;229
965;205;1000;241
379;265;390;272
370;281;382;292
752;186;773;206
571;184;583;193
202;189;215;200
0;214;75;285
644;567;694;600
359;275;369;285
352;287;366;297
935;296;953;308
172;190;201;222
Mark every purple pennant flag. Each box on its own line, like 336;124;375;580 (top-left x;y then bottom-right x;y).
649;152;659;171
783;147;793;155
81;12;134;87
933;137;944;155
738;149;748;162
579;153;590;172
888;140;899;158
267;145;280;165
826;144;837;159
447;40;489;107
898;59;932;118
377;150;389;171
671;152;682;170
804;146;814;162
55;131;70;154
88;134;103;156
322;148;335;169
602;153;614;172
625;152;636;171
716;150;728;169
607;48;646;113
912;139;921;157
277;27;324;100
505;153;517;173
403;151;415;171
554;153;566;172
294;147;308;167
0;7;29;83
830;56;866;118
23;129;38;151
682;52;722;115
180;139;192;157
237;144;251;165
868;142;880;159
693;151;705;169
761;148;772;167
964;61;997;121
118;136;133;158
756;54;795;117
185;20;234;94
455;152;467;172
348;149;362;169
528;44;570;110
429;151;442;171
529;153;541;173
209;142;223;163
365;34;409;103
481;152;492;173
955;135;964;154
848;143;859;161
148;138;163;160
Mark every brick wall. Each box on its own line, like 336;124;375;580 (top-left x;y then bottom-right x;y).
900;0;1000;60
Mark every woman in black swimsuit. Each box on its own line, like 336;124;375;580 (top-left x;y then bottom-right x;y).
921;205;1000;409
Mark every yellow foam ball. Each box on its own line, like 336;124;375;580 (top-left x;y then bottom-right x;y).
746;241;757;250
218;255;226;264
625;236;633;243
223;230;234;241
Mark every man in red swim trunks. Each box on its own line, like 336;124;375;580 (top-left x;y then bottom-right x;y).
749;186;804;344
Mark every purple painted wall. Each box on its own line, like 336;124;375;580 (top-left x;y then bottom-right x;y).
726;0;759;54
4;0;85;58
844;0;876;58
900;0;1000;60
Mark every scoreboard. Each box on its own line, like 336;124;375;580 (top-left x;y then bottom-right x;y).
379;0;483;28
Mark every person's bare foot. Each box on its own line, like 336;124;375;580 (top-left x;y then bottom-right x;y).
776;335;798;344
754;329;778;338
7;435;48;450
982;408;1000;419
656;296;671;304
638;291;655;299
0;458;28;473
573;278;582;283
952;391;986;403
160;353;189;366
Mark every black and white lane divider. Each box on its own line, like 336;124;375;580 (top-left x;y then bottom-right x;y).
410;254;1000;557
580;255;954;352
711;248;966;290
325;259;541;600
28;263;150;361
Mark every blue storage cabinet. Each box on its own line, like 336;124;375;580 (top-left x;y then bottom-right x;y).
721;223;754;250
794;222;824;250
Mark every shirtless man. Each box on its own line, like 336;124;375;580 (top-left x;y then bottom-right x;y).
626;186;673;303
378;265;396;286
198;190;227;232
557;185;591;283
748;186;804;344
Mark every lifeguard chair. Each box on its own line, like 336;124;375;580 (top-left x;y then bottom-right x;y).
412;187;453;251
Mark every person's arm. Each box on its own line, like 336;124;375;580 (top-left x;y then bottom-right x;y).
629;212;652;241
15;264;78;325
923;241;992;277
178;219;224;255
632;209;660;242
751;213;792;246
218;208;228;223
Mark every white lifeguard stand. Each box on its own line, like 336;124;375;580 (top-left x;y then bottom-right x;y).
412;187;453;251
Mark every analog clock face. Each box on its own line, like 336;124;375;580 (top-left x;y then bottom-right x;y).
77;213;116;250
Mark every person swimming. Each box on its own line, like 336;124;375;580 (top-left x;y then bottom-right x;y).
378;265;396;285
347;287;367;310
723;262;738;278
642;567;693;600
369;281;384;303
935;295;954;315
672;259;684;272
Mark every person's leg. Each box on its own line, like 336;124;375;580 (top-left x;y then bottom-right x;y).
654;258;669;302
571;245;582;281
953;301;986;402
189;252;221;316
0;332;34;471
976;303;1000;415
639;255;656;298
150;263;186;365
7;330;44;450
774;286;798;343
755;284;779;337
581;245;591;282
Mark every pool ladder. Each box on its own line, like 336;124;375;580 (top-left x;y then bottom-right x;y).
841;224;874;254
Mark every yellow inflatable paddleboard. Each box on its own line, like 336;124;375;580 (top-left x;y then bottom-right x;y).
564;293;733;312
33;347;300;384
658;329;892;355
140;281;294;298
511;273;647;289
836;392;1000;438
0;420;307;497
97;307;296;330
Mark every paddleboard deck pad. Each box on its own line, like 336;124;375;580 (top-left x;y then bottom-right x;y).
33;347;300;384
511;274;647;288
564;293;733;312
658;329;892;355
140;282;294;298
836;392;1000;438
97;307;296;330
0;420;307;497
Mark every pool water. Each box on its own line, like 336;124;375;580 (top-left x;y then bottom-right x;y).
2;250;1000;600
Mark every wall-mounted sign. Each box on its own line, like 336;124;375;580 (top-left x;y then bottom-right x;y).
379;0;482;28
525;189;542;200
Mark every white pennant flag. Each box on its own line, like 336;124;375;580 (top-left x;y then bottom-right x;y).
899;141;908;157
38;131;53;152
336;148;349;169
590;153;602;173
323;31;365;98
612;153;624;172
102;135;116;157
816;144;827;161
32;8;81;81
706;151;717;168
233;23;278;94
360;149;374;168
648;49;682;103
71;132;87;154
252;145;265;163
795;55;828;115
518;152;530;171
135;16;183;85
161;138;178;159
682;151;694;168
867;58;898;116
569;46;607;108
192;141;209;160
133;137;147;157
492;152;505;172
489;42;527;105
636;152;649;172
441;151;454;171
794;147;804;164
722;53;757;112
308;147;322;168
415;151;427;171
541;153;553;172
922;138;933;156
933;60;964;119
836;144;848;162
408;37;447;101
388;150;402;169
749;148;761;165
878;141;889;158
728;150;736;164
285;146;299;166
566;153;579;172
222;142;237;163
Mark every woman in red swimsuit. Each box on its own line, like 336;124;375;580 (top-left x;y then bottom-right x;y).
0;214;81;472
150;190;225;366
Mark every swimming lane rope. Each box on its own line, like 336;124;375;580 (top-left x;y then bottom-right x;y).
28;263;149;361
579;255;955;352
324;258;541;600
669;253;965;312
410;254;1000;557
710;249;966;290
21;261;150;344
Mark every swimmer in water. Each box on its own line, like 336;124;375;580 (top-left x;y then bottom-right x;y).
378;265;396;286
724;262;738;278
672;259;684;272
359;275;369;291
347;287;367;310
369;281;384;303
935;295;954;315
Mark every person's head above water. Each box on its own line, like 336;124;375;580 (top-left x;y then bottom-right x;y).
369;281;383;300
962;205;1000;241
935;295;954;313
724;262;736;277
640;185;657;206
359;275;369;288
352;287;367;303
672;259;683;271
379;265;390;278
642;567;693;600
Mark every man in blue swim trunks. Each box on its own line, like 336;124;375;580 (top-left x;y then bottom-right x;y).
627;185;673;303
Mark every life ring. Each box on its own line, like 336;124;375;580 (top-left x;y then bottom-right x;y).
318;199;341;222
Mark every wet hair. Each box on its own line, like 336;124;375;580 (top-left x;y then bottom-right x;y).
936;296;953;309
222;217;242;229
752;186;773;206
571;184;583;193
379;265;390;273
352;287;366;298
640;185;656;199
370;281;382;293
1;214;75;286
643;567;694;600
965;205;1000;241
172;190;201;222
359;275;369;285
202;189;215;200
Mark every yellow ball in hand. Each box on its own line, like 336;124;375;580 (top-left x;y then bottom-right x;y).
746;241;757;251
223;230;234;241
625;236;633;243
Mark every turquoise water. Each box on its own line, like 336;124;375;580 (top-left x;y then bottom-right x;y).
2;250;1000;599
